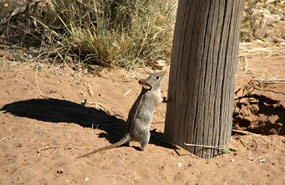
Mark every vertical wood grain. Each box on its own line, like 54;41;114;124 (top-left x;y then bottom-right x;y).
165;0;245;158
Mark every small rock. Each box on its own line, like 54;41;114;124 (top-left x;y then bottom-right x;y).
259;158;267;163
56;169;64;174
248;157;254;161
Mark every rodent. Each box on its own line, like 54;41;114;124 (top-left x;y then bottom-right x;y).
78;71;166;158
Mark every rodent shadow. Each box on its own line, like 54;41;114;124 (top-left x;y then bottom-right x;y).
0;98;121;128
0;98;174;149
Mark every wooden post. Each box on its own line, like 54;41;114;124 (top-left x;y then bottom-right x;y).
164;0;245;158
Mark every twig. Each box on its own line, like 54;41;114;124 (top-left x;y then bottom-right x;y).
184;143;232;154
184;143;225;149
91;123;99;132
232;129;261;136
235;136;246;147
111;113;125;119
87;84;93;96
0;136;11;142
31;16;60;38
123;89;132;97
35;64;45;97
37;28;47;58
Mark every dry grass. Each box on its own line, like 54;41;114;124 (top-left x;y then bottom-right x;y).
238;0;285;69
38;0;284;69
239;41;285;57
32;0;176;69
0;0;284;69
241;0;285;44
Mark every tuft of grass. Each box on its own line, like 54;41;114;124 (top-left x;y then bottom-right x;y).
35;0;176;69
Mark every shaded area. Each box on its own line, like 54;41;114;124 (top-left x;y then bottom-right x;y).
233;90;285;135
0;0;55;65
1;98;119;127
0;0;43;48
0;98;173;149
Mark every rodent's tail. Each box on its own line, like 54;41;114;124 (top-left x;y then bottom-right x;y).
77;135;130;158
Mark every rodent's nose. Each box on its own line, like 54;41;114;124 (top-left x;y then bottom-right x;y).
138;79;145;84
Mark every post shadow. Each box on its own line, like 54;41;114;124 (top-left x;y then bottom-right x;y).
0;98;174;149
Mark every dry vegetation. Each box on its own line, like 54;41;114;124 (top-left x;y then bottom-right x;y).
32;0;175;69
239;0;285;58
241;0;285;43
0;1;284;184
0;0;284;68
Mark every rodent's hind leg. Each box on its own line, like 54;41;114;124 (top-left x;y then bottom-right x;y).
140;132;150;151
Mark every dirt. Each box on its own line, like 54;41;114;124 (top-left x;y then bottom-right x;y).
0;50;284;185
0;1;285;184
233;56;285;135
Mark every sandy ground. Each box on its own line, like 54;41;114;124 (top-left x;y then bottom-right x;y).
0;0;284;184
0;49;284;184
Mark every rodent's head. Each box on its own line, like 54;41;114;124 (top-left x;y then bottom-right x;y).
138;71;165;91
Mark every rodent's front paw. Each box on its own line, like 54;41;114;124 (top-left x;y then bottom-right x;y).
162;97;169;103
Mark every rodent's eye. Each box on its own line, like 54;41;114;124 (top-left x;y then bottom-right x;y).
156;76;160;80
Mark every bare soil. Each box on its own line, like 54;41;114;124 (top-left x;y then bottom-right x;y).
0;50;284;184
0;0;285;184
